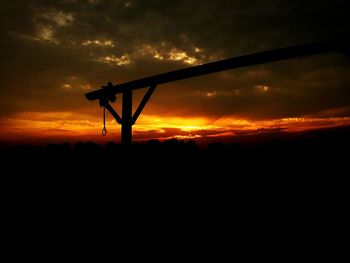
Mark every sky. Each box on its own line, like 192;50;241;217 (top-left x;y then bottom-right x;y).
0;0;350;145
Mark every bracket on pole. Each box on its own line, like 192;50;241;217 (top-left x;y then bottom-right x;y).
131;84;157;125
98;81;158;147
103;101;122;124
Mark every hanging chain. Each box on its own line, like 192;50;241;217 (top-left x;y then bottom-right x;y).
102;105;107;135
99;82;117;136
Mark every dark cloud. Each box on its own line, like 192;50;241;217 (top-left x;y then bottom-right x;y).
0;0;349;122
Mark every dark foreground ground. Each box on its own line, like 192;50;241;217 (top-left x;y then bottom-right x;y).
1;125;349;185
1;126;348;243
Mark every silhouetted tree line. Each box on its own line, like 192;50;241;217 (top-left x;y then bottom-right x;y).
1;125;349;179
1;126;349;218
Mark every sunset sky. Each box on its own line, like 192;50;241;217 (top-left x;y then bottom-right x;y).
1;0;350;145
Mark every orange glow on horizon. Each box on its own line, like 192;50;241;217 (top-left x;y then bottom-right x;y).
1;111;350;144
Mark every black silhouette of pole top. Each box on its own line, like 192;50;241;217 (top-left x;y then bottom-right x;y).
85;38;350;147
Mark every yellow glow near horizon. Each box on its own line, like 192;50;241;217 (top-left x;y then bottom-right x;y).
1;111;350;143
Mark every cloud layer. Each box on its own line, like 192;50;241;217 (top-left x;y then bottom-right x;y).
0;0;350;142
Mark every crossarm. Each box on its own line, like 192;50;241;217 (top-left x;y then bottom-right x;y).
85;38;350;101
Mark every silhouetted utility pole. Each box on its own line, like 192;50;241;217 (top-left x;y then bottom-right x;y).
85;38;350;148
121;89;132;146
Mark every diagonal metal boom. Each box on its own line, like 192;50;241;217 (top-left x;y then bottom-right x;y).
85;38;350;101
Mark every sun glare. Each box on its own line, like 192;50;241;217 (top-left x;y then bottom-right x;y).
1;111;350;144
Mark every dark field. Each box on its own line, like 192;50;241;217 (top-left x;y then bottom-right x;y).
2;125;349;180
1;126;348;230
